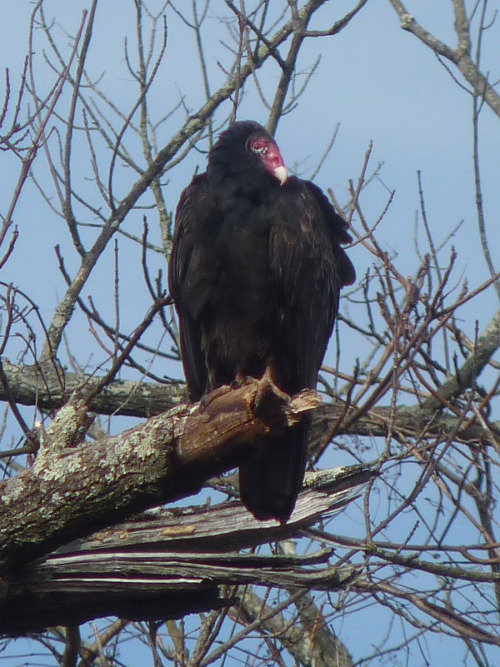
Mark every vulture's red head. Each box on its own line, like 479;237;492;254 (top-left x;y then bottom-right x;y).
208;121;288;187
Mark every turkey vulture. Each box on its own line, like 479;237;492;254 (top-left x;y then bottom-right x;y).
168;121;355;521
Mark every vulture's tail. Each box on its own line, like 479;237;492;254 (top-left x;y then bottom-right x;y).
238;418;309;522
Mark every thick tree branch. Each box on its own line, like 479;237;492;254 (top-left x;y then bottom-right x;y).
0;466;368;634
420;308;500;412
0;466;372;634
0;381;320;572
2;347;499;452
0;358;184;419
234;585;354;667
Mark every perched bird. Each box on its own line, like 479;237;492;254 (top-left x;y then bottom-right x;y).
168;120;355;521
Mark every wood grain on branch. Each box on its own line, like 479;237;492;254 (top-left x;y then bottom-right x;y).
1;466;367;634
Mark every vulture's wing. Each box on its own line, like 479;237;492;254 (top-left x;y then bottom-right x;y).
168;174;216;401
269;176;355;391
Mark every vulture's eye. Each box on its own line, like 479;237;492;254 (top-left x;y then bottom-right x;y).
248;138;269;156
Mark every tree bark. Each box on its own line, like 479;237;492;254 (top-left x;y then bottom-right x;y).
0;381;319;572
0;358;184;417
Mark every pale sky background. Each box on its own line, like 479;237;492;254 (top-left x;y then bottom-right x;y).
1;1;499;664
2;0;499;336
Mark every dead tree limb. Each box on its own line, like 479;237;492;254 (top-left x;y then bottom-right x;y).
0;466;368;634
0;381;320;572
